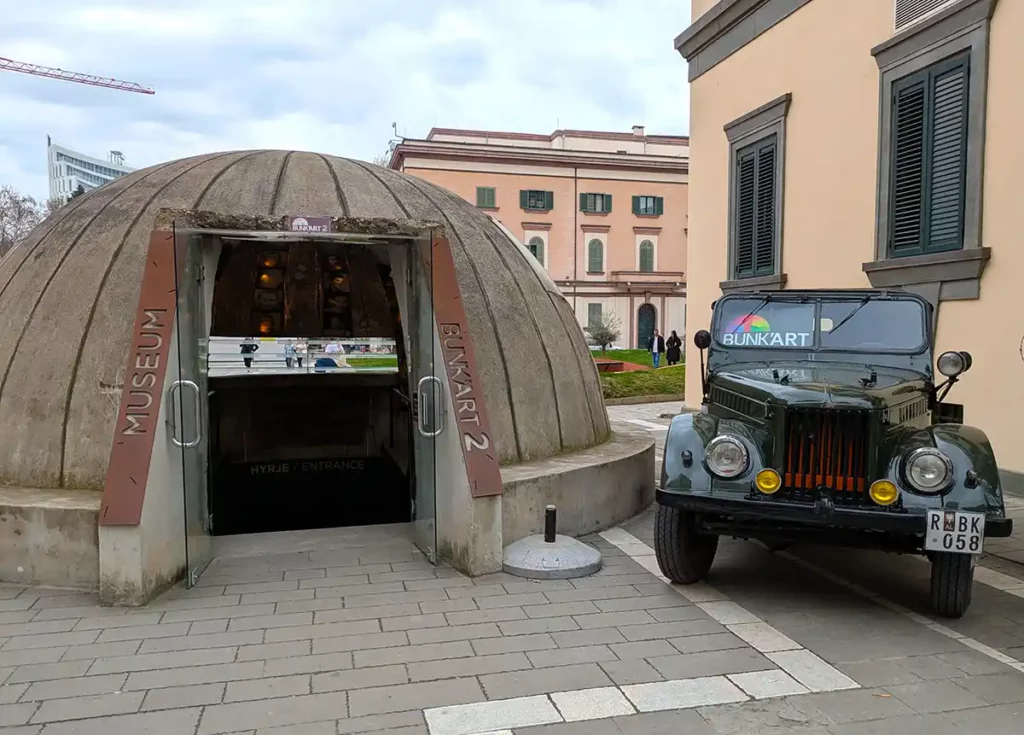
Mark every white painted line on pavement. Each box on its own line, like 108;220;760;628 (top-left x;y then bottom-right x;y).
621;675;747;711
776;550;1024;675
599;528;861;694
727;669;809;699
625;419;668;431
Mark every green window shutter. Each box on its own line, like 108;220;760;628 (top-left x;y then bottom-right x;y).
889;78;927;256
632;195;640;215
639;241;654;272
587;303;602;327
579;193;588;212
588;239;604;272
925;58;968;253
734;151;757;277
655;196;664;216
544;191;554;210
754;141;777;275
888;54;968;257
476;187;495;208
520;190;529;209
604;194;612;213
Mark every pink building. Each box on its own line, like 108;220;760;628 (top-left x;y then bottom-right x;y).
390;127;689;349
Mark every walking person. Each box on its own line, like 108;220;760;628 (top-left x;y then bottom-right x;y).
647;329;665;369
283;342;296;369
666;330;682;367
295;341;306;369
239;339;259;370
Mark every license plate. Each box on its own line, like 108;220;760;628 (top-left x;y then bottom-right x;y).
925;510;985;554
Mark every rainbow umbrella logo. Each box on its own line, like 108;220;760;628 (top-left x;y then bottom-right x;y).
728;315;771;333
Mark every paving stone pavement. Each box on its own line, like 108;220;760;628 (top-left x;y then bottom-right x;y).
1;403;1023;733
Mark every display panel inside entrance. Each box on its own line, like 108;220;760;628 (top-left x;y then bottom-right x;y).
204;238;414;536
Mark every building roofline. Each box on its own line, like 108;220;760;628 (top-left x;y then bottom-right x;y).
390;139;689;174
426;126;690;145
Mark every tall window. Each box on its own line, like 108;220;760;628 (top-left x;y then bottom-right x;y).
639;240;654;273
587;303;602;327
587;239;604;273
476;186;496;209
580;193;612;213
887;54;968;258
520;190;554;211
527;236;545;263
633;196;664;216
733;135;778;279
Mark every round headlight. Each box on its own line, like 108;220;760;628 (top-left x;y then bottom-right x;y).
706;435;749;478
905;448;953;493
937;351;966;377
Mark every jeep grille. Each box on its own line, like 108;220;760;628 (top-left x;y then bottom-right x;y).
782;408;871;501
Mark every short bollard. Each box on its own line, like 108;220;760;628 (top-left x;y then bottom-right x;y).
502;502;602;579
544;505;557;543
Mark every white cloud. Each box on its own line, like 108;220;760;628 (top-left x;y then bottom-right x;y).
0;0;692;201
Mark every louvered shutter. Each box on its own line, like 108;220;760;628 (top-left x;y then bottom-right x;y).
887;54;968;257
734;151;757;277
588;239;604;272
639;241;654;272
926;59;968;252
604;194;612;213
544;191;554;210
890;79;927;255
520;190;529;209
655;197;664;216
632;195;640;215
754;141;777;275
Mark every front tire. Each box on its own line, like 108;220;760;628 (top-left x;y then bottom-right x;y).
654;504;719;584
930;552;974;618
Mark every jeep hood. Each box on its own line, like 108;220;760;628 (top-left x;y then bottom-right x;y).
711;363;928;411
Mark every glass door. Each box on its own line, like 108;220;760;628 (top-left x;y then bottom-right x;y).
170;228;212;586
409;237;442;562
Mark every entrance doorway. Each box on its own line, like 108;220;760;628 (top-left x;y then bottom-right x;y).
637;303;657;350
167;227;442;587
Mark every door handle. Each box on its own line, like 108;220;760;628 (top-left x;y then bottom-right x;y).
417;375;445;438
168;380;203;448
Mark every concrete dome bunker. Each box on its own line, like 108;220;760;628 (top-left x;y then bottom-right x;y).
0;150;655;604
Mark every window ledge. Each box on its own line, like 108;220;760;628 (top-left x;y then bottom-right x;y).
862;248;990;299
719;273;788;293
523;208;551;214
586;271;606;276
635;214;661;219
477;206;499;212
581;211;610;216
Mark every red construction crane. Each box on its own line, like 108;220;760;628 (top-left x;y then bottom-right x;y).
0;57;155;95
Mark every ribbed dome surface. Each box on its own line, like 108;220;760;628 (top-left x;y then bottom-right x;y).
0;151;609;490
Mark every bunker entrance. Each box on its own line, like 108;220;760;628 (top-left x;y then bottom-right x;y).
167;225;442;586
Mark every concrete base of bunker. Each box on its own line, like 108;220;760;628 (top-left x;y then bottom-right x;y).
503;533;602;579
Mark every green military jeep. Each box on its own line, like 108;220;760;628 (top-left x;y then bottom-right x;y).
655;289;1011;618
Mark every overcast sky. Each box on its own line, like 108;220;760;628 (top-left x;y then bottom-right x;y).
1;0;692;202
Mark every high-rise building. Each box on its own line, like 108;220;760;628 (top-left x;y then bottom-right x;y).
390;127;688;349
46;136;134;204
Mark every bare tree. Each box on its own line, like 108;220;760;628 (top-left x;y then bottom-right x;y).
585;312;623;353
0;185;43;259
371;150;392;167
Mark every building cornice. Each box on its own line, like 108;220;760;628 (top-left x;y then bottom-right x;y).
427;127;689;145
391;141;689;175
675;0;812;82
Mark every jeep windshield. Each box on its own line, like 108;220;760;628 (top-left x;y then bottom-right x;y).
712;295;928;353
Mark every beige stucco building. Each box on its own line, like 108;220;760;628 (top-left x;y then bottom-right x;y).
391;127;689;349
677;0;1023;484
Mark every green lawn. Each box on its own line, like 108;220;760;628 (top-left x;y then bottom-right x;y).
601;365;686;399
592;348;654;367
347;356;398;368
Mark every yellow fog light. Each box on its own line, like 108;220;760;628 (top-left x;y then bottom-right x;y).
755;469;782;495
869;480;899;506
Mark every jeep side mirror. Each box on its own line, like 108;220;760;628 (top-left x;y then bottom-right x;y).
935;350;972;404
937;350;972;378
694;330;712;401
